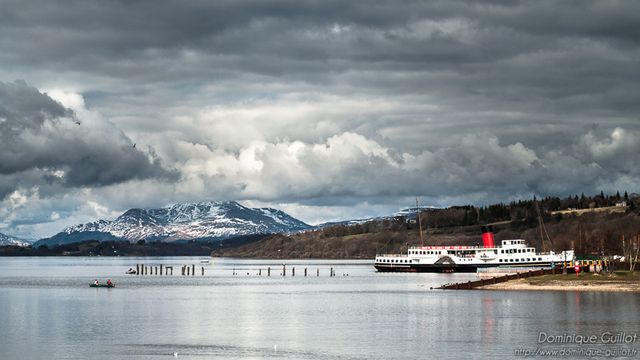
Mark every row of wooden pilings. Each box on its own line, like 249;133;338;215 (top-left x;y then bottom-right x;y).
437;268;558;290
135;264;205;276
232;265;339;277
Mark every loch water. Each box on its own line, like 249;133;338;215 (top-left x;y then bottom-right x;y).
1;257;639;359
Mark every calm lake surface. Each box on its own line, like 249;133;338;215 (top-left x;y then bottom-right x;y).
1;257;639;359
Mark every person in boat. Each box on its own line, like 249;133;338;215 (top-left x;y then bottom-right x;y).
94;279;99;286
106;279;113;287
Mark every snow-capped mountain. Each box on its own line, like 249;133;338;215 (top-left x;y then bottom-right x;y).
35;201;310;248
0;232;30;247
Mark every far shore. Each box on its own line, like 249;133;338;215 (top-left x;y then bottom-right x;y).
479;272;640;292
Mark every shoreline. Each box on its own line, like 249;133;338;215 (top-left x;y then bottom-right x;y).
479;276;640;292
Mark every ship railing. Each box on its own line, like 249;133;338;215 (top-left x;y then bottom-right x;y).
408;245;490;250
476;266;553;273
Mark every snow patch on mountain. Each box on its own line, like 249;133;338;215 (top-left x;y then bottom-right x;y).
0;233;31;247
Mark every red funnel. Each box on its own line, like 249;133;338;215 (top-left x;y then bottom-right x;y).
481;226;495;248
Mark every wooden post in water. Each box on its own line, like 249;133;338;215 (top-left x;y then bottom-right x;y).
282;265;286;276
317;268;319;277
304;268;307;277
267;267;271;276
136;264;140;275
141;264;144;275
292;267;295;277
160;264;163;275
259;269;262;276
182;266;185;276
192;264;195;276
201;266;204;276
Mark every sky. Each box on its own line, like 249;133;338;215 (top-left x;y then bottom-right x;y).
1;0;639;240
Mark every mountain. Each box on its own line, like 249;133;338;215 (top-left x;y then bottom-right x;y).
0;233;30;247
315;206;440;228
34;201;310;248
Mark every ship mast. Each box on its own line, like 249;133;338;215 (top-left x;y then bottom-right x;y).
535;200;553;252
416;198;425;247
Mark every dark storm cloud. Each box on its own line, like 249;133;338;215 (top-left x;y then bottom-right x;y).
2;0;637;127
2;0;631;143
0;80;175;199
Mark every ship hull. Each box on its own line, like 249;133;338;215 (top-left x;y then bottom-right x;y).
374;261;558;273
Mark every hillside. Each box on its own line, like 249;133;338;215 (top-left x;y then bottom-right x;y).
213;207;640;259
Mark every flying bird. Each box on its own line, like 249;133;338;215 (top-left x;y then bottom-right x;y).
75;121;81;125
133;143;136;148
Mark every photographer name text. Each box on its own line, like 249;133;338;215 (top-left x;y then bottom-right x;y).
539;332;638;345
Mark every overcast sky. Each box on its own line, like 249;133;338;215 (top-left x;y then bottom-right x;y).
1;0;639;239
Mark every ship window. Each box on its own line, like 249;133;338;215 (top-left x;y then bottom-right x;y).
538;257;542;261
499;259;502;263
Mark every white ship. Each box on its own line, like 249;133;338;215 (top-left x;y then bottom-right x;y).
374;226;574;273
